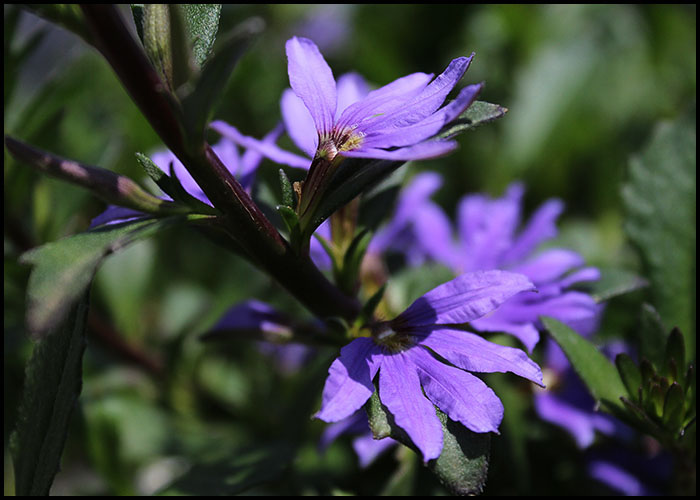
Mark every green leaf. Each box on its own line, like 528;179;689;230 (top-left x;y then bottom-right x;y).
664;327;686;381
182;16;263;138
542;316;629;413
338;228;373;294
639;303;669;371
159;443;294;495
278;168;294;208
662;382;685;433
621;112;696;359
180;4;222;67
365;390;491;495
589;267;648;303
19;217;183;339
616;353;642;402
10;292;90;496
435;100;508;140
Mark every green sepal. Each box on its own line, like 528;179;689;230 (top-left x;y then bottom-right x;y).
435;100;508;140
365;389;491;495
664;327;686;381
615;353;642;403
662;382;685;433
279;168;295;208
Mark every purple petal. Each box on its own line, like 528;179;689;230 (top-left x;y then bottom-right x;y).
410;347;503;433
353;434;398;468
415;328;544;385
337;72;433;130
393;270;536;328
411;201;459;268
340;139;458;161
501;198;564;266
558;266;601;288
362;83;482;149
456;183;524;272
361;55;474;133
310;219;333;270
211;299;289;332
369;172;443;255
588;461;649;496
281;88;318;157
211;120;311;169
534;391;597;448
379;351;443;463
316;338;383;422
511;248;585;285
469;313;542;352
237;123;285;189
151;149;210;204
318;411;369;451
89;205;149;228
286;36;337;136
335;72;370;119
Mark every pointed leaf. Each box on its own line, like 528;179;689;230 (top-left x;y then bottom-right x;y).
664;327;686;381
19;217;185;339
180;4;222;67
10;292;90;496
639;303;669;371
279;168;294;208
435;100;508;140
662;382;685;433
542;316;629;413
589;267;648;303
622;112;696;358
616;353;642;402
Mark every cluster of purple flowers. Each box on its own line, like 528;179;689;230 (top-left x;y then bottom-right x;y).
92;35;631;473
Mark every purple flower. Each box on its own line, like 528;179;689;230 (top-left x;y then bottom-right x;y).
413;181;601;351
90;131;280;228
319;411;398;468
315;270;544;462
212;37;482;167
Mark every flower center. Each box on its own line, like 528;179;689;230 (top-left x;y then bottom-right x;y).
317;126;364;160
371;323;414;353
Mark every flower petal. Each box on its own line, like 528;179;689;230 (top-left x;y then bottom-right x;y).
361;55;474;133
379;352;443;463
211;120;311;169
410;347;503;433
89;205;148;228
511;248;585;285
286;36;337;136
534;391;597;448
456;183;524;272
337;72;433;130
412;201;460;268
353;433;398;468
340;139;458;161
415;328;544;386
362;83;482;149
238;123;285;188
281;88;318;157
335;72;370;119
501;198;564;266
469;313;542;352
316;338;382;422
393;270;536;328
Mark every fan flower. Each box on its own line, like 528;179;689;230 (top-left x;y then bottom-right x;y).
212;36;482;167
413;180;602;351
315;270;544;462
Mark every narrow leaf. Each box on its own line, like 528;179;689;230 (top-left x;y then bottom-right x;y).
10;292;90;496
589;268;648;303
279;168;294;208
435;101;508;140
639;303;669;371
662;382;685;433
622;112;696;357
664;327;686;381
19;217;182;339
616;353;643;402
180;4;222;67
542;316;629;413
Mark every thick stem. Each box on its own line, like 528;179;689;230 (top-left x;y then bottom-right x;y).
79;5;360;322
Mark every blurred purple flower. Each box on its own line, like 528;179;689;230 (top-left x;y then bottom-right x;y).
319;411;398;468
90;131;280;228
315;270;543;462
212;36;482;167
206;299;316;375
413;181;602;351
293;5;354;56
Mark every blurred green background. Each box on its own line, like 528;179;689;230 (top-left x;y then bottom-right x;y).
4;4;696;495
